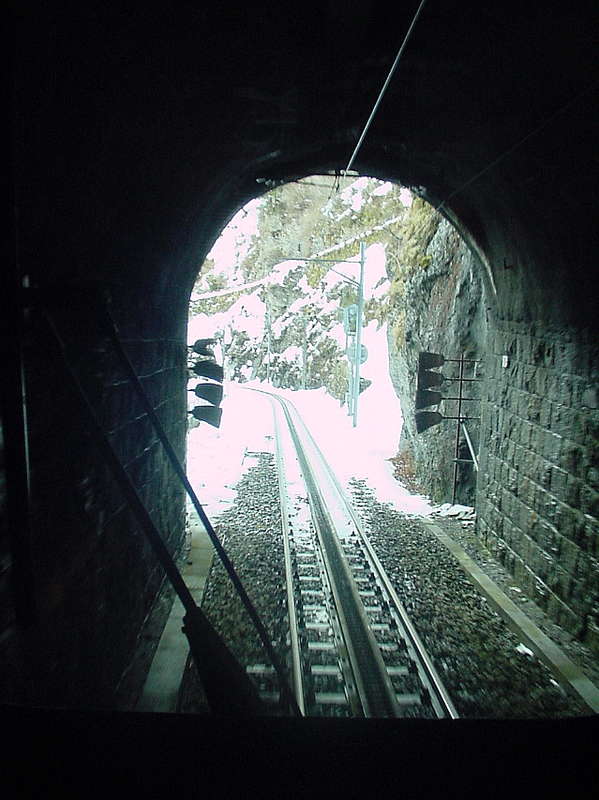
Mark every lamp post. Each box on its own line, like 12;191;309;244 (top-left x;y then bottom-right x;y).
278;244;366;427
352;242;366;427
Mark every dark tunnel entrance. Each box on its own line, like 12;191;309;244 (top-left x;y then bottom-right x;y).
4;5;598;776
186;175;485;511
176;171;598;720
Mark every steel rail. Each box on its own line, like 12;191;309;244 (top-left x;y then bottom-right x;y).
347;516;459;719
268;393;401;718
265;392;360;716
271;402;306;715
277;393;459;720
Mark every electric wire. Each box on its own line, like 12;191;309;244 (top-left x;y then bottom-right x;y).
435;85;593;212
342;0;429;179
101;304;302;716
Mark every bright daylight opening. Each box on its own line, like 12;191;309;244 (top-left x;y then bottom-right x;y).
178;175;586;721
186;176;433;520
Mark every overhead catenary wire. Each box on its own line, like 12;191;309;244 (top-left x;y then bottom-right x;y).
342;0;429;179
435;85;593;212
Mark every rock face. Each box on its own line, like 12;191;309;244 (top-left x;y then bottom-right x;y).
386;200;488;504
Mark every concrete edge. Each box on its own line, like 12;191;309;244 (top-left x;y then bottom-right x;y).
136;517;214;712
420;518;599;715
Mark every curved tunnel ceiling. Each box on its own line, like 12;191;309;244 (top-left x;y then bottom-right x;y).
14;2;598;330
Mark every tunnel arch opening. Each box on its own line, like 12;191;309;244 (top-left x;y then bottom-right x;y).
186;173;486;511
177;153;598;715
6;3;597;720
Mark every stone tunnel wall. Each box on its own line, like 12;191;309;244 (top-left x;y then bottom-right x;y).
384;201;599;655
0;303;188;707
386;205;488;506
8;0;597;708
477;319;599;653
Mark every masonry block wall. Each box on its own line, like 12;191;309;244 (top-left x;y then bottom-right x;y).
477;317;599;653
8;3;595;711
0;421;13;696
0;303;188;707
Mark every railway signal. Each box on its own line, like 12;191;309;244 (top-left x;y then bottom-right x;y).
192;383;223;406
417;351;445;390
414;350;481;503
189;342;224;428
415;410;479;433
191;338;217;357
415;410;443;433
415;388;443;409
191;359;224;383
343;304;358;335
415;350;480;423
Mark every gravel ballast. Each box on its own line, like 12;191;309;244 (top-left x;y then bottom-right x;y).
178;456;596;717
349;479;591;718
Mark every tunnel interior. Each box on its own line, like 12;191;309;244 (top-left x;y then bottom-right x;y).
4;0;598;735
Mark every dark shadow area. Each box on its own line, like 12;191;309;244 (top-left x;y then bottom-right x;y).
6;0;597;746
4;705;598;797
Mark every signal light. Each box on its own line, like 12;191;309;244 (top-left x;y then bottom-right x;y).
190;406;223;427
191;360;224;382
417;370;444;389
415;388;443;409
189;342;224;428
419;351;446;369
417;351;445;390
192;383;223;406
343;304;358;335
192;338;217;357
415;410;443;433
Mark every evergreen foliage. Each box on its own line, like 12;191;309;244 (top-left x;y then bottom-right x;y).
189;176;441;400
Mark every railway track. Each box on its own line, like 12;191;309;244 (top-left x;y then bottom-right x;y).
248;389;458;719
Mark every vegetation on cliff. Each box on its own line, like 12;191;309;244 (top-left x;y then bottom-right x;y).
190;177;450;395
189;175;484;501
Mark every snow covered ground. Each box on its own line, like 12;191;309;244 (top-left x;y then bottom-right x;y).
186;320;433;521
187;223;433;521
186;182;433;521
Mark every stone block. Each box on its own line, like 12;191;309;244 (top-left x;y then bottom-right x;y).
539;396;552;427
533;546;555;583
531;577;549;610
561;440;585;477
549;466;568;499
581;385;598;409
542;344;555;369
587;466;599;489
579;485;599;517
515;392;529;419
565;475;582;507
550;403;569;437
565;575;593;616
546;563;570;598
580;557;599;595
507;466;520;495
584;619;599;656
543;431;563;463
549;595;581;636
522;363;536;391
558;535;581;573
553;503;577;541
539;462;552;489
528;420;542;450
574;514;598;555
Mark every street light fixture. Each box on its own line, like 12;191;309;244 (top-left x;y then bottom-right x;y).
277;243;366;427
